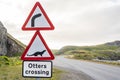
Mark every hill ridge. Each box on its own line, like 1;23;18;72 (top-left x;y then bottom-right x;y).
0;21;25;56
57;40;120;60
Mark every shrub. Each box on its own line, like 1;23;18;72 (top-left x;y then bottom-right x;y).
73;52;95;60
0;56;10;66
0;56;22;66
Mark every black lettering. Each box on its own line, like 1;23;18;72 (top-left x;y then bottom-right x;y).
35;64;38;68
25;70;28;74
44;65;47;68
37;71;41;74
42;71;45;74
28;63;32;68
31;70;34;74
34;70;38;74
28;70;31;74
25;70;50;75
41;65;44;68
33;64;35;68
38;65;41;68
46;71;49;75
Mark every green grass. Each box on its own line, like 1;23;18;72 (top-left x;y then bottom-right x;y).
57;44;120;60
51;49;59;55
0;65;24;80
41;68;62;80
0;56;62;80
0;65;62;80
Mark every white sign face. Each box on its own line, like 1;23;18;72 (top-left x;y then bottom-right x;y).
22;61;52;78
21;31;55;61
22;2;54;30
25;35;50;57
26;6;50;28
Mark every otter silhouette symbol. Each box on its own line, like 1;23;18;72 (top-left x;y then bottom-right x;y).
27;50;46;56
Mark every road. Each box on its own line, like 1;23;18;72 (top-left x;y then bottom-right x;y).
53;56;120;80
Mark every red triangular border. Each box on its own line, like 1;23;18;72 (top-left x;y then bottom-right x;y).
22;2;54;30
21;31;55;60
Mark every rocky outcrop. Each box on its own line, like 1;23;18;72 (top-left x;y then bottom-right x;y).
0;21;25;56
6;33;25;56
0;22;7;55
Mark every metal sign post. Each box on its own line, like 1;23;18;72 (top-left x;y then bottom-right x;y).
36;78;40;80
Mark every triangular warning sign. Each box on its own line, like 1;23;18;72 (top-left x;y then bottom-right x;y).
22;2;54;30
21;31;54;60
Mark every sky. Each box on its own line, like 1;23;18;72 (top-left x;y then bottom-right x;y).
0;0;120;49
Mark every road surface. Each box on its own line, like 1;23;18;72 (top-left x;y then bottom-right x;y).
53;56;120;80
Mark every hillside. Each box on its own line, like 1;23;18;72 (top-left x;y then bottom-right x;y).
6;33;25;56
0;21;25;56
57;41;120;60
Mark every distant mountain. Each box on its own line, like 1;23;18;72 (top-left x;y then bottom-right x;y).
0;21;25;56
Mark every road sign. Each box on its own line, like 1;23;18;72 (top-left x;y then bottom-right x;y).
21;31;54;60
22;61;52;78
22;2;54;30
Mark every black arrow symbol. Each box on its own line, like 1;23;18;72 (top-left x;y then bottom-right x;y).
31;13;42;27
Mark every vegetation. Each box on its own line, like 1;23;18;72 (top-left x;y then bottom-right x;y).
0;56;22;67
51;49;59;55
56;41;120;60
0;56;62;80
91;59;120;66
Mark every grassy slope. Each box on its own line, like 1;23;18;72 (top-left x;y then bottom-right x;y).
57;43;120;60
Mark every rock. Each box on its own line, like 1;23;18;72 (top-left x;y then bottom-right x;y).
0;21;7;55
0;21;25;56
6;33;25;56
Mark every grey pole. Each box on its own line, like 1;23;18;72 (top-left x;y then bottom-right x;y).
36;78;40;80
